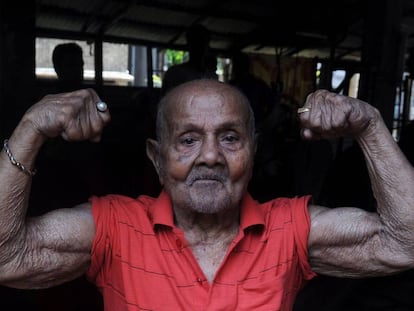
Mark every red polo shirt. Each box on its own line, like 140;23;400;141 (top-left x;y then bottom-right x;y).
87;191;316;310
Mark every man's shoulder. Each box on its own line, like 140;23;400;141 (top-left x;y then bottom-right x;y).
91;193;158;211
263;196;306;207
262;196;311;218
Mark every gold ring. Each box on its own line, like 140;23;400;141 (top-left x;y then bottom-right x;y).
297;107;310;114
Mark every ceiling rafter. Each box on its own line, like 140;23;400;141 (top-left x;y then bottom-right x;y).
35;0;381;61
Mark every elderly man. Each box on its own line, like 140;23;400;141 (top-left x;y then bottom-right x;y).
0;79;413;310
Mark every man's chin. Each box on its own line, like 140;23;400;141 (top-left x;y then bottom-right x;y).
189;189;232;213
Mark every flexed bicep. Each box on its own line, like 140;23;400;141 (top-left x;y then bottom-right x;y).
0;203;95;289
307;204;412;278
0;88;107;290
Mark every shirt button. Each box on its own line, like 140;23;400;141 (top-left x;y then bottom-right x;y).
196;277;203;283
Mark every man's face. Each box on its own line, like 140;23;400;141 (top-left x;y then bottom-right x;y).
152;83;256;214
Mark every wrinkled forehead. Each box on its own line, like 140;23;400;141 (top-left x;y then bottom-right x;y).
163;80;248;117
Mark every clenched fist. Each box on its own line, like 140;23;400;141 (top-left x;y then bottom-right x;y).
23;88;111;142
297;89;380;140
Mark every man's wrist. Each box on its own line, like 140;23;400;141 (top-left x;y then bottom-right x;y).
2;139;37;177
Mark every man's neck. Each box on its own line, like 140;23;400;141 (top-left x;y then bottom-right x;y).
174;207;240;283
174;207;239;239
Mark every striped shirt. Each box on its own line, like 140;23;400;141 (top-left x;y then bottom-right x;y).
87;191;315;310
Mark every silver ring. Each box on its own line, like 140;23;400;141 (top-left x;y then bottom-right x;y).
96;101;108;113
297;106;310;114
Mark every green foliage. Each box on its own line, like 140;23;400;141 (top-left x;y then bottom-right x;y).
165;49;188;66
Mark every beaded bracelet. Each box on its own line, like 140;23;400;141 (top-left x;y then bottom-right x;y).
2;139;37;177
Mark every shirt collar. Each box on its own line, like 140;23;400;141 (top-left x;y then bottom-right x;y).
239;192;265;230
149;190;265;230
150;190;175;228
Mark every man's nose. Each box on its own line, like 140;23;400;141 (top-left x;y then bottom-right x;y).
197;137;223;166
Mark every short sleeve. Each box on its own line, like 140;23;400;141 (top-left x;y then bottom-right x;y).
291;195;317;280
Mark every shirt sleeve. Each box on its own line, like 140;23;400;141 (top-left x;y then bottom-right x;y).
85;195;117;285
291;195;317;280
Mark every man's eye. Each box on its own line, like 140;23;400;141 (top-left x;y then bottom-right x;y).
223;135;239;143
181;137;195;145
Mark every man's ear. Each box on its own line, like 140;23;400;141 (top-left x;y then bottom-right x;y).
146;138;164;185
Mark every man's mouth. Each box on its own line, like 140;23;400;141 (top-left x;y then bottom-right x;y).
187;173;225;186
192;178;220;185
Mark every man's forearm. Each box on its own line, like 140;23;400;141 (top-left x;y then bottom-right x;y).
357;116;414;245
0;118;46;261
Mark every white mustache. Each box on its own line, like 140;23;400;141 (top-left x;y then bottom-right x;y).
187;171;226;185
